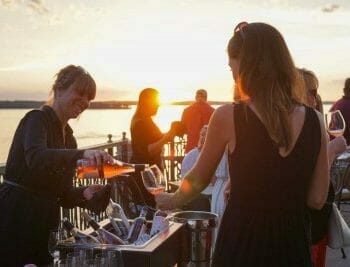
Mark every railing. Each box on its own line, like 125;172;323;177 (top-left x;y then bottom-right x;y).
0;163;5;184
0;132;186;229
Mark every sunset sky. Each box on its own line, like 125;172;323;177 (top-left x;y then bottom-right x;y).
0;0;349;102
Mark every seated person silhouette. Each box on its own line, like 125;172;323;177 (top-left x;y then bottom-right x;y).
180;125;212;211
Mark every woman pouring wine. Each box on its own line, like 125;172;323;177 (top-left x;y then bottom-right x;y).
0;65;113;266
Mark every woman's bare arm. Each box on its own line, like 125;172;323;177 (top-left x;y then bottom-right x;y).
171;104;234;208
307;111;330;210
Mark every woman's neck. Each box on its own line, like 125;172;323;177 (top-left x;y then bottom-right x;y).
51;102;68;127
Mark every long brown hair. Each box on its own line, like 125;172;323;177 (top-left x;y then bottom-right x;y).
228;22;305;149
131;88;159;128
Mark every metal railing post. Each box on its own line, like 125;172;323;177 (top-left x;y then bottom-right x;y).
170;139;175;181
107;134;113;156
121;131;129;162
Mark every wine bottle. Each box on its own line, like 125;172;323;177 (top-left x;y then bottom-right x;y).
62;218;100;245
127;207;148;243
81;211;126;245
150;210;169;237
76;159;148;179
107;199;131;233
108;216;123;237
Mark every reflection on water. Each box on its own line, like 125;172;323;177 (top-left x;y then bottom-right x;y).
0;103;332;163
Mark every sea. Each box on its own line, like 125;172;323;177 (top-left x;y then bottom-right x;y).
0;105;186;163
0;103;333;163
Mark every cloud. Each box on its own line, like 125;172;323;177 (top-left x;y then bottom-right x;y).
1;0;17;8
1;0;49;14
321;3;340;13
27;0;49;15
0;22;14;32
1;0;12;6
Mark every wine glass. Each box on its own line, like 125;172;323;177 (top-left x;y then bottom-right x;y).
48;228;67;263
141;166;166;195
325;110;346;137
149;165;167;190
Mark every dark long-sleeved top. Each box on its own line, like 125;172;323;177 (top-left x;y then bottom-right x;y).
130;117;163;169
0;105;86;266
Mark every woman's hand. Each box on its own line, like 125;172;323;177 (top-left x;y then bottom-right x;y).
163;121;182;142
328;136;347;166
170;121;186;137
155;192;175;210
83;184;105;200
329;136;347;155
83;150;114;167
84;184;112;213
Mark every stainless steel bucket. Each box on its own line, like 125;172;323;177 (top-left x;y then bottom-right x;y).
171;211;218;265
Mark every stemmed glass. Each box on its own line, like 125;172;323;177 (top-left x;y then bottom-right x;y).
48;228;67;264
325;110;346;137
149;165;167;190
141;165;166;195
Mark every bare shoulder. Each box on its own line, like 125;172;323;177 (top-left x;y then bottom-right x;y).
212;104;234;122
294;105;325;128
209;104;234;142
293;104;306;115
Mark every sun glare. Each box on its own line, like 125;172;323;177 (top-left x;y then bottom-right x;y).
158;91;176;105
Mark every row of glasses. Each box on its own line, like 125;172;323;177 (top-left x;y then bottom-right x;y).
48;230;123;267
48;228;67;265
55;248;123;267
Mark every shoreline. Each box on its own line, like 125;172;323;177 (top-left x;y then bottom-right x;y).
0;100;336;109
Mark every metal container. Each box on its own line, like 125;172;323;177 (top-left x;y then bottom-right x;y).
171;211;218;266
56;220;185;267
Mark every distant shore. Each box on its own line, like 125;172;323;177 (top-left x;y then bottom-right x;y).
0;100;335;109
0;100;132;109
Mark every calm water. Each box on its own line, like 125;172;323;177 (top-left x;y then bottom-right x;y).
0;104;332;163
0;105;186;163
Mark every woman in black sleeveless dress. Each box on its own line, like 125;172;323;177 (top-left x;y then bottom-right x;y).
156;22;329;267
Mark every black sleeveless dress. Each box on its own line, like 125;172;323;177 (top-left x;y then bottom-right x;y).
212;103;321;267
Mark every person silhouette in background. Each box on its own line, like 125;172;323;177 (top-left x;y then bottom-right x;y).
299;68;347;267
181;89;215;153
181;125;212;211
331;78;350;144
130;88;179;170
181;124;229;244
156;22;329;267
0;65;113;266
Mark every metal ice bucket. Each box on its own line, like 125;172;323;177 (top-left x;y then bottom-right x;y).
171;211;218;265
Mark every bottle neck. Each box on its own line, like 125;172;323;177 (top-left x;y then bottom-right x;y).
71;228;79;235
139;208;148;219
62;219;74;232
89;219;101;231
114;159;148;171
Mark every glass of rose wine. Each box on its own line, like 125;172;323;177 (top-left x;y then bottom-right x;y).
325;110;346;137
141;165;166;195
